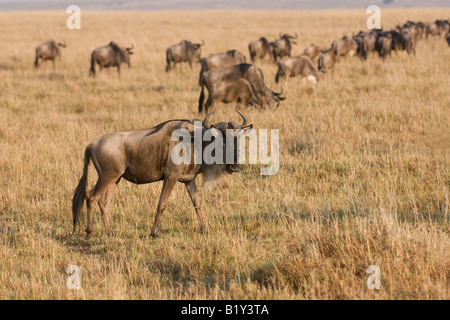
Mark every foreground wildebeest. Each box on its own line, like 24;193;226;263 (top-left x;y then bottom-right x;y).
272;33;298;61
165;40;204;72
89;42;134;77
248;37;273;62
72;111;252;238
198;50;246;85
318;48;336;73
275;56;323;85
331;35;358;58
199;63;285;113
34;40;66;69
303;44;321;61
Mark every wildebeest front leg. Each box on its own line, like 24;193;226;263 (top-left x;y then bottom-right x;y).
185;180;207;234
150;178;177;238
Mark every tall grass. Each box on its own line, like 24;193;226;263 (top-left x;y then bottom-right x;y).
0;9;448;299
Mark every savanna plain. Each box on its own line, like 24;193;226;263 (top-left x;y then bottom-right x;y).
0;9;449;299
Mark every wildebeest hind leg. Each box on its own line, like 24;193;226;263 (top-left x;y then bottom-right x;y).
185;181;207;234
98;182;119;236
85;176;120;238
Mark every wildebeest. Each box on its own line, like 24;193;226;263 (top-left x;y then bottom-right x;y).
89;42;134;77
200;78;260;111
34;40;66;69
165;40;204;72
391;30;415;56
318;48;336;73
248;37;273;62
72;111;252;238
353;30;377;60
375;31;393;60
199;63;285;113
275;56;323;85
331;35;358;58
303;44;321;61
447;32;450;46
198;50;246;85
272;33;298;61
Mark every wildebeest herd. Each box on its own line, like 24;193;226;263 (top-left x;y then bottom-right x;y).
32;18;449;238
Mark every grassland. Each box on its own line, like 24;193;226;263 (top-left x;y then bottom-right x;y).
0;9;449;299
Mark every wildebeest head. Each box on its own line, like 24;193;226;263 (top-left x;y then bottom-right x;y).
200;111;253;189
109;42;134;67
191;40;204;62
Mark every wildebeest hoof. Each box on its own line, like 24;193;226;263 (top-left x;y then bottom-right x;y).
151;233;159;239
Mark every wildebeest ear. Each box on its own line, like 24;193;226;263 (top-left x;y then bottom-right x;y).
278;96;286;101
128;51;134;55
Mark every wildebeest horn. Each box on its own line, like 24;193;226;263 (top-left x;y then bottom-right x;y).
293;33;298;38
200;39;205;46
273;88;283;96
203;112;213;129
235;110;248;128
127;44;134;51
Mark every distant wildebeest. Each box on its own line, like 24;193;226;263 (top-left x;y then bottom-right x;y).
391;30;415;56
375;31;393;60
353;30;377;60
272;33;298;61
248;37;273;62
72;111;253;238
165;40;204;72
199;63;285;113
303;44;321;61
275;56;323;85
198;50;246;85
318;48;336;73
331;35;358;58
34;40;66;69
426;20;449;38
89;42;134;77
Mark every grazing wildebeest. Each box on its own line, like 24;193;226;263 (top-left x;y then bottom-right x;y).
303;44;321;61
272;33;298;61
331;35;358;58
375;31;393;60
34;40;66;69
248;37;273;61
199;78;260;111
89;42;134;77
199;63;285;113
275;56;323;85
165;40;204;72
198;50;246;85
318;48;336;73
72;111;253;238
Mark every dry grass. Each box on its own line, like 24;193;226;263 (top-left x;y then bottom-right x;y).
0;9;449;299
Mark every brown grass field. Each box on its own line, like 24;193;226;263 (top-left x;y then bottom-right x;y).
0;9;449;299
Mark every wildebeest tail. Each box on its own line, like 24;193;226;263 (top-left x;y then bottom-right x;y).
198;82;205;113
248;44;255;61
34;49;39;68
275;62;284;83
89;51;96;76
165;49;172;72
72;148;90;233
